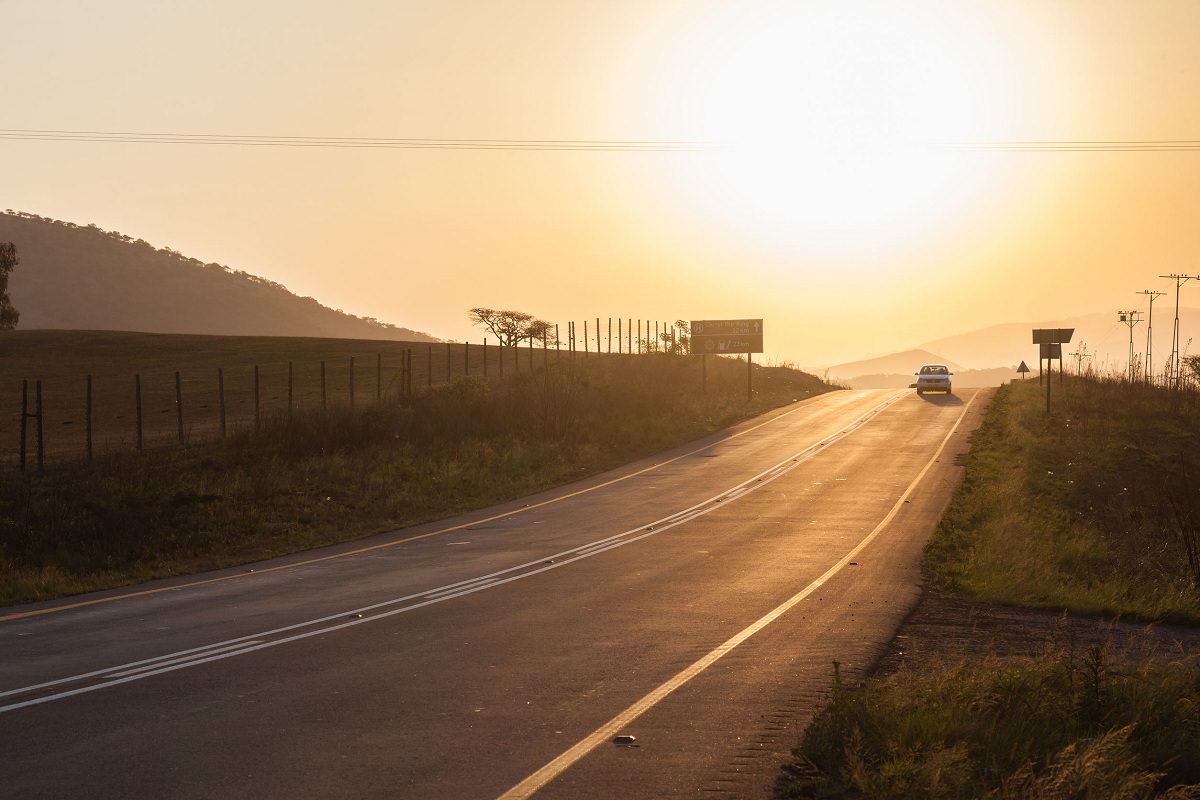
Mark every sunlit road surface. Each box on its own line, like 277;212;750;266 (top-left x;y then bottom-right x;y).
0;387;989;799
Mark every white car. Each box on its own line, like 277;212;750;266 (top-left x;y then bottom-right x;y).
915;364;953;394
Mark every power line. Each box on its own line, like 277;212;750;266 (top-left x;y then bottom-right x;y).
1;128;1199;151
943;140;1200;152
0;129;718;151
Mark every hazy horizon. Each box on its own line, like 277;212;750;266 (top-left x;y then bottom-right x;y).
4;1;1198;368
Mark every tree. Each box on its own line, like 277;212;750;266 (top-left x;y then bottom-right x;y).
659;319;691;354
468;307;555;347
1182;352;1200;387
0;242;19;330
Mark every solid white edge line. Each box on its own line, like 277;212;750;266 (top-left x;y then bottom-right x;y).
496;391;979;800
0;391;883;624
0;391;908;712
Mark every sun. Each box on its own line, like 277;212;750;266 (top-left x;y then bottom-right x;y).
656;2;1014;260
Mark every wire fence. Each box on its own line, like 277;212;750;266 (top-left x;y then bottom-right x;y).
5;321;693;471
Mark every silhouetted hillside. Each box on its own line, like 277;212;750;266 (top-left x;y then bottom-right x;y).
823;349;963;382
822;349;1016;389
0;211;437;342
917;309;1200;372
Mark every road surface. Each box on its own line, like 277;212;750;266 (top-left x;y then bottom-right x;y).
0;387;988;799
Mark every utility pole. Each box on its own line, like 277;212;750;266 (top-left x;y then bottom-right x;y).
1160;274;1200;389
1118;310;1142;382
1068;341;1092;375
1137;289;1165;384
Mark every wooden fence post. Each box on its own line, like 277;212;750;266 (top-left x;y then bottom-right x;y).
86;374;93;461
35;380;44;471
218;367;226;438
446;342;452;383
135;373;143;451
321;361;327;410
288;361;294;419
427;345;433;388
376;353;382;404
254;365;261;429
350;356;355;409
465;342;469;376
19;379;27;471
175;371;184;445
483;340;488;379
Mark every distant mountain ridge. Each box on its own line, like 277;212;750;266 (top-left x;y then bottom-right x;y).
822;349;1014;389
825;307;1200;388
916;309;1200;372
0;211;437;342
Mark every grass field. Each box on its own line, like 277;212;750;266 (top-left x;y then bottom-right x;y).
0;329;831;605
0;330;607;466
779;376;1200;799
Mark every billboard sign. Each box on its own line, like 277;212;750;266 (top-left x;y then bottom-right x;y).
1032;328;1074;345
690;319;764;354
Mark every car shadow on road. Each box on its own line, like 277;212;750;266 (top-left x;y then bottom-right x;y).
917;392;965;406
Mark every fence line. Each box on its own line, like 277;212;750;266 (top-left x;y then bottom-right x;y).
8;323;695;470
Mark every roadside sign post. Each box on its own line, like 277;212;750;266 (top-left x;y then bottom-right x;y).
1032;329;1074;413
690;319;764;400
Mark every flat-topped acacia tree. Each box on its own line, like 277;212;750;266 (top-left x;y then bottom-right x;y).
468;307;555;347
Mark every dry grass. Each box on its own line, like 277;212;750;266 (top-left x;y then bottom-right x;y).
780;376;1200;799
927;377;1200;623
0;333;831;605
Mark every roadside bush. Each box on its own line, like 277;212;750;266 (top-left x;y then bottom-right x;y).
781;646;1200;799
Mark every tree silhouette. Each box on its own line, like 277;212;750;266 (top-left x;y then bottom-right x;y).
0;242;19;330
469;307;555;347
660;319;690;354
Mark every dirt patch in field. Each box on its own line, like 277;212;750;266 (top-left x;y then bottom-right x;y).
874;587;1200;676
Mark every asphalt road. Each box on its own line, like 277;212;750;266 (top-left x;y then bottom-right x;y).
0;387;989;799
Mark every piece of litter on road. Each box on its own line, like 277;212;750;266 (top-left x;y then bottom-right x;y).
612;735;638;746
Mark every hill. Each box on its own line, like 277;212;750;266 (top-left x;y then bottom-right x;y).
823;349;963;382
825;306;1200;388
822;349;1016;390
0;211;437;342
917;308;1200;372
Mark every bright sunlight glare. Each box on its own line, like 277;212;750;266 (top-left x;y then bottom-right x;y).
660;2;1017;261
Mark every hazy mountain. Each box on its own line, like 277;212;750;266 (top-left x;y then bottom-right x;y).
916;308;1200;373
825;305;1200;389
823;349;963;382
822;349;1016;390
0;211;437;342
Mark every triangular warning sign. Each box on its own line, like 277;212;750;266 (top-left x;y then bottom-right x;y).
1017;361;1030;373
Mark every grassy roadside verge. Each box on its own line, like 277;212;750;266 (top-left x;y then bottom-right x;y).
0;354;831;606
780;378;1200;799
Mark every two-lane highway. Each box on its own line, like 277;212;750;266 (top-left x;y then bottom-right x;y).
0;388;989;798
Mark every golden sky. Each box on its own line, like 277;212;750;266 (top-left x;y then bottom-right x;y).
3;0;1198;366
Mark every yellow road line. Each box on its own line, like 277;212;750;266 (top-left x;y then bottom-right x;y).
497;389;978;799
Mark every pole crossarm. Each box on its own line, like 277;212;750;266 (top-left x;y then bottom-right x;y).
1118;310;1143;382
1137;289;1166;384
1159;274;1200;389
